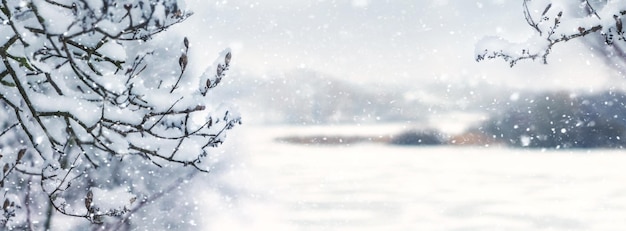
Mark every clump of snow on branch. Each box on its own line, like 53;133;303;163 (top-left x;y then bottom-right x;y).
476;0;626;66
86;188;136;220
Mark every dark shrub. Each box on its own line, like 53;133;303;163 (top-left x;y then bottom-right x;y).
480;91;626;149
389;130;443;146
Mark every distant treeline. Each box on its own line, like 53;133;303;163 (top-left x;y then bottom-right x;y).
475;90;626;149
274;89;626;149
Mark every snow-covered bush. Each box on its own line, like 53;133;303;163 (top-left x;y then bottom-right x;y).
476;0;626;67
0;0;239;230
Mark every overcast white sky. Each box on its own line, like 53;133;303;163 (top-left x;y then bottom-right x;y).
175;0;623;93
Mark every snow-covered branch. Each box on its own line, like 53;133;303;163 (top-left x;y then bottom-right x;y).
476;0;626;66
0;0;240;229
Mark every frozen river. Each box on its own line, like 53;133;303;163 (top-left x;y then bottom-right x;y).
198;125;626;231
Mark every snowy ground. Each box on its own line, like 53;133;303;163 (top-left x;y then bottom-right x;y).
195;125;626;231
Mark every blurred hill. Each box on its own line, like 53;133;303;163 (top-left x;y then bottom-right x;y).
211;67;532;126
214;68;438;124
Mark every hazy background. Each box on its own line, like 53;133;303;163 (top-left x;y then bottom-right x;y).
169;1;626;230
177;0;620;94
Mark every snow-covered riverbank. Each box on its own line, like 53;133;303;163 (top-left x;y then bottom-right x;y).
197;125;626;231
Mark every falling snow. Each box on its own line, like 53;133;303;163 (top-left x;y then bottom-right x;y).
2;0;626;230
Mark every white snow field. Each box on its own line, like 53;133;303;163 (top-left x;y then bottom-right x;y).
197;125;626;231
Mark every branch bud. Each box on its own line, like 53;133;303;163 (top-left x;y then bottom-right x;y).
179;54;188;71
225;52;231;66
